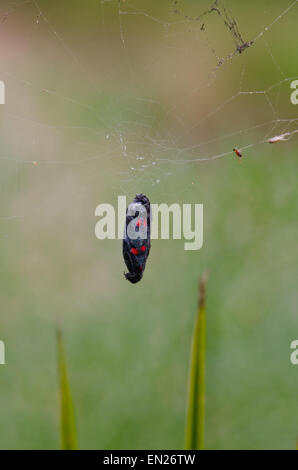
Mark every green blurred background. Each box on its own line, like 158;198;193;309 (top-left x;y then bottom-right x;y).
0;0;297;449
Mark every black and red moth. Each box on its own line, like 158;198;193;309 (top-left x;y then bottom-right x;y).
123;194;151;284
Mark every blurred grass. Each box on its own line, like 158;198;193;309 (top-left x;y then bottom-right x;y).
185;276;206;450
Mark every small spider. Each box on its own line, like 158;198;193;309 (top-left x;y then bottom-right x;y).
237;41;254;54
233;147;243;159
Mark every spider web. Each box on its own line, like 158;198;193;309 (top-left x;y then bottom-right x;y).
0;0;297;236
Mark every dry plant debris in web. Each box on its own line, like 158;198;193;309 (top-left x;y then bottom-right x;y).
172;0;254;67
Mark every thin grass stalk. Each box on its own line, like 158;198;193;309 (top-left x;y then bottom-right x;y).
184;275;207;450
56;327;78;450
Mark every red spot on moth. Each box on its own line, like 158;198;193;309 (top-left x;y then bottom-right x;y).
140;245;146;252
136;218;147;228
130;248;139;255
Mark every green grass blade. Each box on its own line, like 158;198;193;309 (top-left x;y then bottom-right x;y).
184;275;207;450
56;327;78;450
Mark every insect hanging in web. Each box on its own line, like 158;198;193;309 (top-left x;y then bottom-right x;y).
123;194;151;284
268;133;291;144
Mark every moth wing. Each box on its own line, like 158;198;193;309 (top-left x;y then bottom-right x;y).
123;238;134;272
